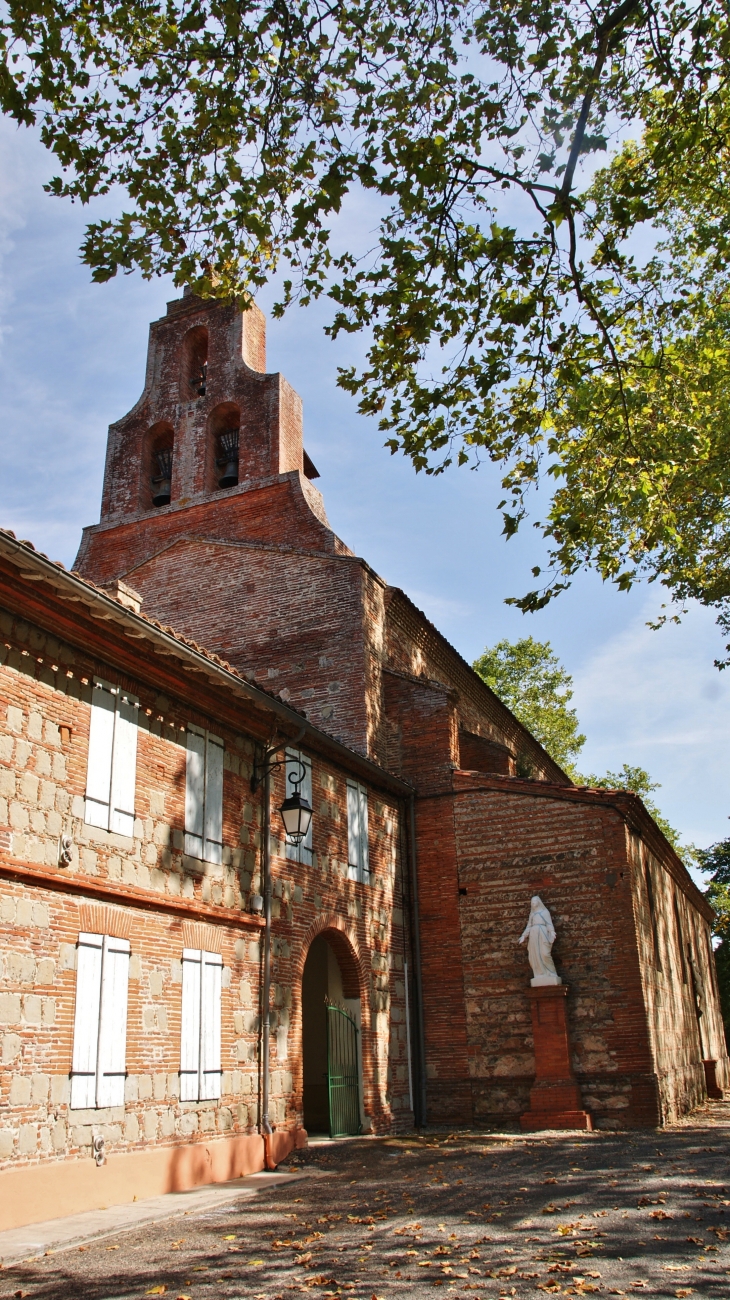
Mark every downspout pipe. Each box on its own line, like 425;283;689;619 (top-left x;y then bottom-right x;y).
254;728;305;1170
408;793;427;1128
260;762;276;1169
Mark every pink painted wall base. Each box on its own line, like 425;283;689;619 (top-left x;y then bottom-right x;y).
0;1129;303;1233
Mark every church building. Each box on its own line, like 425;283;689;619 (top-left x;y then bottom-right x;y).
0;291;725;1230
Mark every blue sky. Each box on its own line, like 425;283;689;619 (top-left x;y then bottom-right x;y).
1;118;729;869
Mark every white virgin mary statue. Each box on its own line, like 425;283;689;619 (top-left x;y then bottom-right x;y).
519;896;562;986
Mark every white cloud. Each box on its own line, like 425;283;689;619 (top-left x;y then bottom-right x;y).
573;598;730;849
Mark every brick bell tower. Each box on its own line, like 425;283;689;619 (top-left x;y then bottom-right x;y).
75;290;335;566
73;292;376;754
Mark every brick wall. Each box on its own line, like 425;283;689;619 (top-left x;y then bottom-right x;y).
383;671;471;1124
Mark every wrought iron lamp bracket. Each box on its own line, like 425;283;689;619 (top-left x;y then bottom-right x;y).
250;728;306;794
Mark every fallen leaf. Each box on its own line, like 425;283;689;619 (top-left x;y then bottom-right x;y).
146;1289;167;1296
175;1295;192;1300
650;1210;672;1220
674;1292;694;1299
223;1234;236;1241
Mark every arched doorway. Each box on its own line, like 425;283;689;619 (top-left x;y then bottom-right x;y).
302;932;363;1136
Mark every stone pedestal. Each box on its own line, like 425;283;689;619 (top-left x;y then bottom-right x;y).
703;1059;723;1100
520;985;592;1131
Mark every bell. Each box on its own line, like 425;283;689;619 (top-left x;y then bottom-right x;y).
190;360;207;397
151;447;173;507
217;428;239;488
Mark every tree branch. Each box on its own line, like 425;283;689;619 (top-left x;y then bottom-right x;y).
559;0;642;201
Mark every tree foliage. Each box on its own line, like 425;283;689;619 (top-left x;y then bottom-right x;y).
5;2;730;642
696;836;730;942
696;835;730;1046
473;636;585;776
474;638;692;860
579;763;686;858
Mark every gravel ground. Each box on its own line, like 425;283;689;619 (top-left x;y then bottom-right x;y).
2;1102;729;1300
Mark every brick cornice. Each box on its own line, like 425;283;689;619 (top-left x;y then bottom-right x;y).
0;532;412;798
0;853;266;930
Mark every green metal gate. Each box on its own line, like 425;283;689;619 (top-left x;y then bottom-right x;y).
326;1002;362;1138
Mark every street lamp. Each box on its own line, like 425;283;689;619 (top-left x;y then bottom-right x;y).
249;732;311;1160
251;748;313;846
279;784;313;846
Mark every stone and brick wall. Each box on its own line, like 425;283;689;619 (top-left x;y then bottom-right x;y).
0;581;413;1181
629;830;728;1123
0;882;264;1166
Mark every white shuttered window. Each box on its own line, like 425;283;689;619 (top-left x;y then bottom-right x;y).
180;948;223;1101
70;932;131;1109
85;679;139;834
347;781;370;883
285;748;313;865
184;726;224;863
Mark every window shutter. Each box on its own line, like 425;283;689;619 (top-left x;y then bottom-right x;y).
347;781;360;881
110;693;138;836
185;728;206;858
285;751;298;863
85;681;116;828
203;734;224;864
301;756;313;858
358;786;369;881
70;933;103;1109
96;936;131;1107
200;951;223;1100
180;948;202;1101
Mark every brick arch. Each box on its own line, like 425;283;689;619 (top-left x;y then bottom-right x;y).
289;915;377;1133
295;914;366;1001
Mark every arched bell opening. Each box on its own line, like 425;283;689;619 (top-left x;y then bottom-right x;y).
180;325;208;402
206;402;241;492
141;421;175;510
301;931;363;1137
